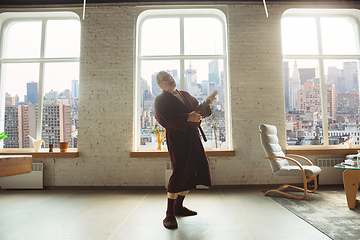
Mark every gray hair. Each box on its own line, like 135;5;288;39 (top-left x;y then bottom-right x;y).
155;70;168;85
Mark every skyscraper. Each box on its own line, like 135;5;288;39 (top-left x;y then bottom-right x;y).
27;82;38;105
290;61;300;110
4;105;30;148
328;66;341;85
44;90;58;100
168;69;179;87
141;77;152;109
151;73;162;97
41;103;72;147
297;81;336;119
71;79;79;99
185;64;198;94
209;59;221;85
283;61;290;111
298;68;315;85
4;102;72;148
343;62;357;92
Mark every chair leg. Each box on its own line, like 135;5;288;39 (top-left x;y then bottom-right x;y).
264;189;307;200
307;175;318;193
264;175;318;200
264;184;308;200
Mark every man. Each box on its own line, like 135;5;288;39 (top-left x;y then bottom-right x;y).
154;70;216;229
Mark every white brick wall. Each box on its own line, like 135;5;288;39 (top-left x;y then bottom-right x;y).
2;2;357;186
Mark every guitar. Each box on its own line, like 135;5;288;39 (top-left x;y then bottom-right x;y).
188;90;218;142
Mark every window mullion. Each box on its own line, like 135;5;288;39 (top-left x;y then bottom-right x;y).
36;19;46;140
283;54;360;60
316;16;329;146
0;62;4;146
180;16;185;90
0;57;80;63
0;22;5;144
139;55;225;60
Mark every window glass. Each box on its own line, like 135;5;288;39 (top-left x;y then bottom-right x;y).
281;17;318;55
2;63;39;148
3;21;42;58
140;18;180;56
324;59;360;145
320;18;359;55
139;60;180;149
43;62;79;148
45;20;81;58
0;14;80;149
284;59;324;146
282;12;360;147
184;59;225;148
184;18;224;55
136;9;229;151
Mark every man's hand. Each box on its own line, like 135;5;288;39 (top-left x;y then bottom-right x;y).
188;111;201;122
206;96;216;105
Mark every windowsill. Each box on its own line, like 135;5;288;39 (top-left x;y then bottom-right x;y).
130;148;235;158
0;148;79;158
286;146;360;155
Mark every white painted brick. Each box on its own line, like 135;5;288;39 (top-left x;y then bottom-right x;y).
1;2;352;186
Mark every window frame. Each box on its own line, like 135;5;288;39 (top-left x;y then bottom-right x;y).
0;11;81;149
134;7;232;152
282;9;360;148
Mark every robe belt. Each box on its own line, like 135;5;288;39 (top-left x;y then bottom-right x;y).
199;126;207;142
191;128;203;151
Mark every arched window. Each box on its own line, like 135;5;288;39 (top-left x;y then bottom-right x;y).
134;8;231;152
282;9;360;147
0;12;80;149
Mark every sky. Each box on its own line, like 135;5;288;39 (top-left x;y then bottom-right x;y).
3;15;359;101
282;16;359;75
2;19;80;102
140;17;224;86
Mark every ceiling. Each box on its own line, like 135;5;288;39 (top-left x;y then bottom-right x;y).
1;0;359;6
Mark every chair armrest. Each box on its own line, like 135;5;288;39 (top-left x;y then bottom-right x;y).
285;154;314;166
265;155;306;175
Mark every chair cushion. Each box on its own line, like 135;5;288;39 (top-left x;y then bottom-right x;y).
275;165;322;178
259;124;289;172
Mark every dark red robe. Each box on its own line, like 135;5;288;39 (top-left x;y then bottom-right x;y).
155;90;212;193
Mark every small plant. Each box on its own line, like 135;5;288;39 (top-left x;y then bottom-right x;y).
151;124;166;151
209;107;219;149
0;132;7;140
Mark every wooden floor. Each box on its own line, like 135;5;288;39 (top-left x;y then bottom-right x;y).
0;186;331;240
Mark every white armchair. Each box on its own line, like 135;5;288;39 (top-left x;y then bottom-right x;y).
259;124;321;199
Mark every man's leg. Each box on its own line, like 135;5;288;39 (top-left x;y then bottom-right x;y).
174;190;197;216
163;192;179;229
166;192;178;217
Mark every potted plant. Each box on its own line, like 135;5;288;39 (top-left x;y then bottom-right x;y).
58;142;69;152
209;108;220;150
151;124;166;151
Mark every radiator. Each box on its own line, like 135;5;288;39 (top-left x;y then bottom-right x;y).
317;158;344;185
0;163;43;189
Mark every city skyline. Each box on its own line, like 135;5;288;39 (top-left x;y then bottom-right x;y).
4;78;79;103
2;80;79;149
139;60;226;149
2;63;80;103
284;59;360;146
